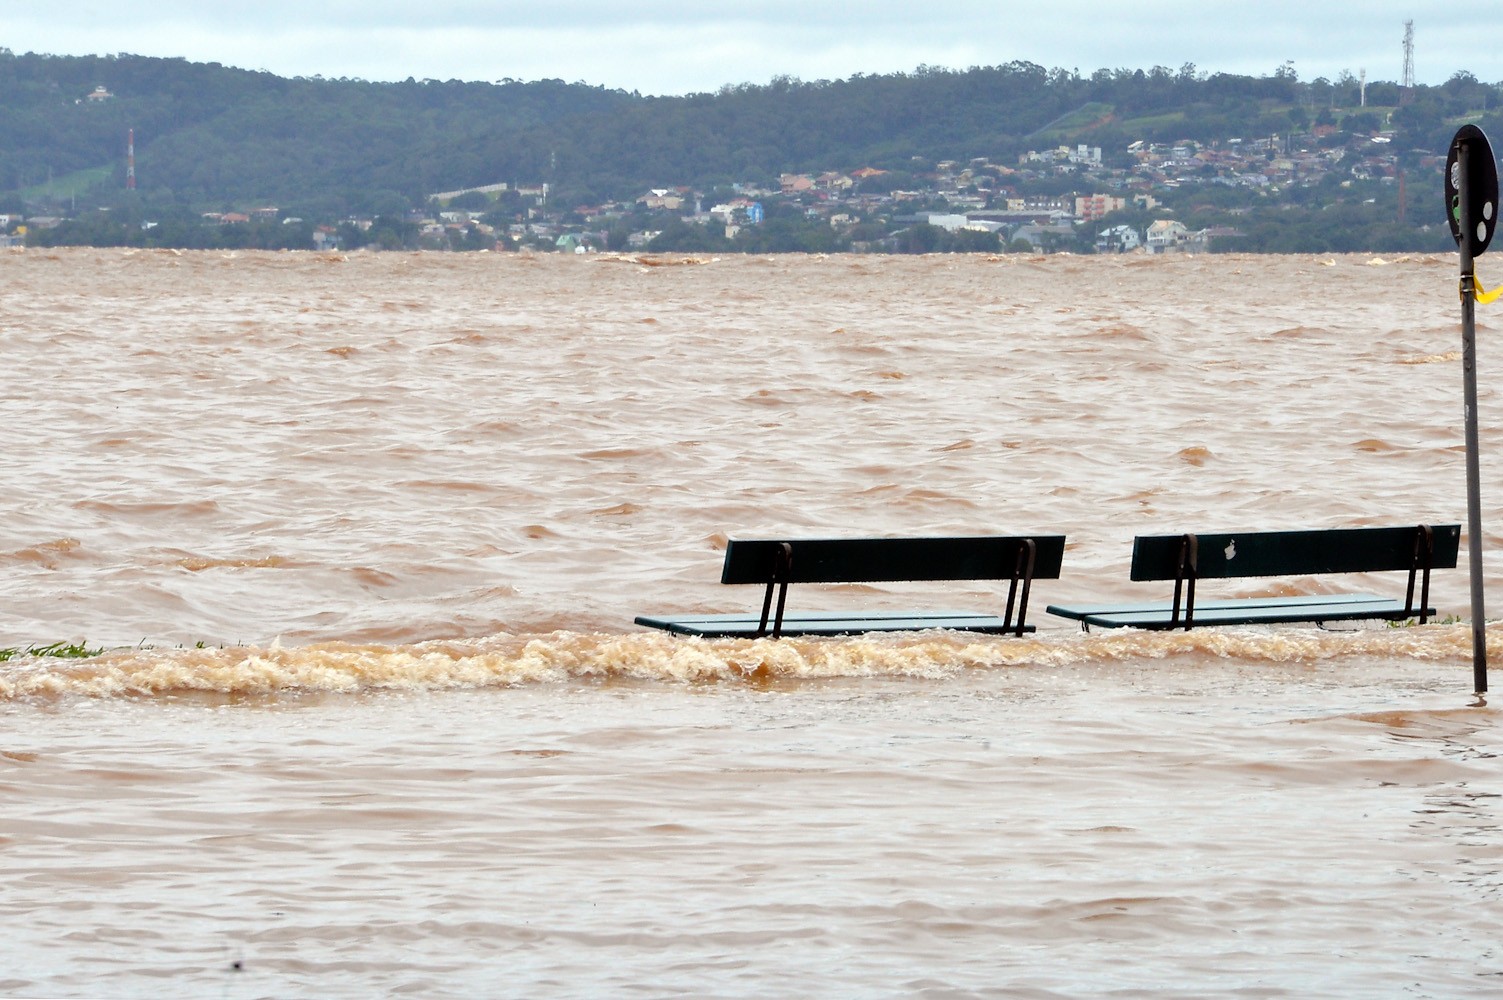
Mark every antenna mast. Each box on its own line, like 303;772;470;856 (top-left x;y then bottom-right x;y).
1401;20;1415;104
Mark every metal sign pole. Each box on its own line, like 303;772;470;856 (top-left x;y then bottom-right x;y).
1458;140;1489;695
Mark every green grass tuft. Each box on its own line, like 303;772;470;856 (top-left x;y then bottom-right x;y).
1386;614;1464;628
0;641;106;662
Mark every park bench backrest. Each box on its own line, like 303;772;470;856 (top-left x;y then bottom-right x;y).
1128;524;1460;630
1129;525;1460;581
720;535;1066;639
722;536;1066;585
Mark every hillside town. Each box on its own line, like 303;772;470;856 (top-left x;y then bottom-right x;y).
6;124;1427;254
411;128;1425;255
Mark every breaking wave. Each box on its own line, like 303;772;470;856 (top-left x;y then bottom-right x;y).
0;623;1489;700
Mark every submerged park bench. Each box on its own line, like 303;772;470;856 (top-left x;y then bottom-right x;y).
1046;523;1460;631
635;535;1066;638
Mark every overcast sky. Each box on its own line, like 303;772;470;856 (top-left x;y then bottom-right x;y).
2;2;1498;96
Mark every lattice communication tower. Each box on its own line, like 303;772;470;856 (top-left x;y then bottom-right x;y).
1401;20;1415;103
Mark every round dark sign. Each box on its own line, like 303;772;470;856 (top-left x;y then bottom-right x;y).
1447;124;1499;256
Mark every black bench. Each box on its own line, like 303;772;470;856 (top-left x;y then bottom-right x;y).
1047;524;1459;630
635;535;1066;638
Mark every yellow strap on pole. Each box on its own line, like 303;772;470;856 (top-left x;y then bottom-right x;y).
1477;274;1503;305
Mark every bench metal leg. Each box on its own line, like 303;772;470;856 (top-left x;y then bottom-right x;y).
755;542;794;638
1003;538;1038;637
1170;533;1198;630
1404;524;1435;624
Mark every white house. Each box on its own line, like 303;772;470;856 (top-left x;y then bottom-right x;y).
1146;219;1190;253
1096;225;1142;253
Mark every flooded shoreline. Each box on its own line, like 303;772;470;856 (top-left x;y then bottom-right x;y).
2;249;1500;996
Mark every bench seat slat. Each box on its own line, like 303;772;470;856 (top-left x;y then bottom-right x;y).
1047;593;1429;630
634;611;1034;638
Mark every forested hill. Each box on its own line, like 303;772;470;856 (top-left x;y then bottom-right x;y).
0;50;637;213
5;47;1501;218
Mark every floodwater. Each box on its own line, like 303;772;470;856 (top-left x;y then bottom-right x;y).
0;247;1500;997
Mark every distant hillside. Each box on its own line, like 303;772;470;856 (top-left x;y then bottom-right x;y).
3;48;1500;219
0;50;636;213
